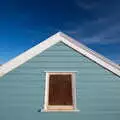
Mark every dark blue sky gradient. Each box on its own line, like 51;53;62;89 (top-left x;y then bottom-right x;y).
0;0;120;64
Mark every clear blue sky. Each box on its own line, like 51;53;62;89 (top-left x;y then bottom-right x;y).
0;0;120;64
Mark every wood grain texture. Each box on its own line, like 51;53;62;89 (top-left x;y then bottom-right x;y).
0;42;120;120
49;74;73;105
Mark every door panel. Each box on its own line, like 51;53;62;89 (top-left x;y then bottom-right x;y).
48;74;73;105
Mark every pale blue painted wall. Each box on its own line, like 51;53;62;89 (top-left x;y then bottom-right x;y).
0;42;120;120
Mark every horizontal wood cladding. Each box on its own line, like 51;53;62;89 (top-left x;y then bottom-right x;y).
0;42;120;120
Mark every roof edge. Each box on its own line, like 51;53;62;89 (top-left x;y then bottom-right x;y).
0;32;120;77
59;32;120;76
0;32;62;76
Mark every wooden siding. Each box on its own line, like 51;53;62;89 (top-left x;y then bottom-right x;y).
0;42;120;120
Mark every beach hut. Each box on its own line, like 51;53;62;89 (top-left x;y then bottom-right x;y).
0;32;120;120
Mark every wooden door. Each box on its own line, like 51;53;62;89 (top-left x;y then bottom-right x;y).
48;74;73;105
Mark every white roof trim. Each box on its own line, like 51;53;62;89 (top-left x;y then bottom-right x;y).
0;32;120;77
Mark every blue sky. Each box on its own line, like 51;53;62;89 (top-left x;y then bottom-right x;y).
0;0;120;64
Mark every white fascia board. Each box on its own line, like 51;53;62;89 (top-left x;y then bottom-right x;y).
0;33;61;76
59;32;120;76
0;32;120;77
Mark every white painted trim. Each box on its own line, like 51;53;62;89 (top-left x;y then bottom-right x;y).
41;109;80;112
0;32;61;76
62;34;120;75
43;72;78;112
44;71;78;73
59;33;120;76
72;73;77;110
0;32;120;77
44;72;49;111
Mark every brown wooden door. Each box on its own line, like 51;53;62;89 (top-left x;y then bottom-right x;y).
48;74;73;105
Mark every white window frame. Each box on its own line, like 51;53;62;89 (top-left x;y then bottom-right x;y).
43;71;79;112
